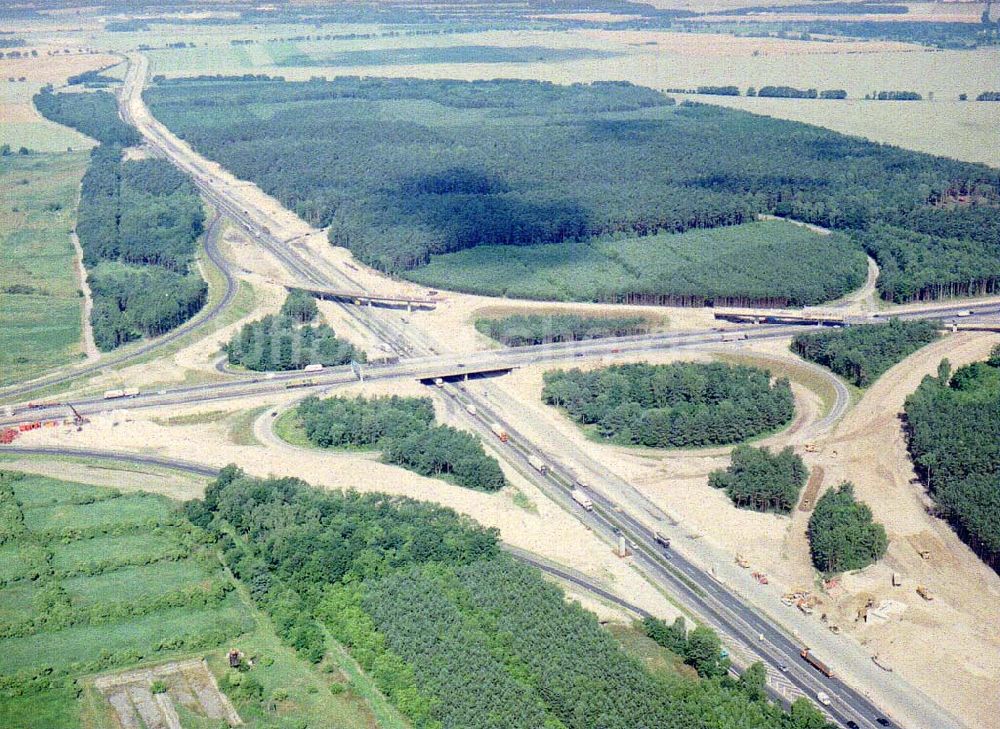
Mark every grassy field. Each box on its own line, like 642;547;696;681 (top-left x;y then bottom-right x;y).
406;220;865;305
0;470;387;729
0;151;88;385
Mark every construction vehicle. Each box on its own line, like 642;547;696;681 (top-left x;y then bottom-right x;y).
68;404;89;428
751;571;769;585
527;455;548;474
916;585;934;601
892;572;902;587
654;531;671;548
489;423;509;442
735;554;750;568
800;648;833;677
0;428;18;445
571;488;594;511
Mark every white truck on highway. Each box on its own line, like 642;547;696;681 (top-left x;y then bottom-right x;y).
303;363;324;372
103;388;140;400
527;455;548;474
571;488;594;511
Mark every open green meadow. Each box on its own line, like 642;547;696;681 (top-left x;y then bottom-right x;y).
406;219;866;305
0;152;87;385
0;470;391;729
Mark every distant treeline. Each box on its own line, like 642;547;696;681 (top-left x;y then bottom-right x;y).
905;350;1000;570
475;313;651;347
665;85;846;99
791;320;940;387
542;362;794;448
297;395;506;492
34;90;206;350
869;90;922;101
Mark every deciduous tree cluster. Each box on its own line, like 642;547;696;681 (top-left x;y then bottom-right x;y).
296;395;505;492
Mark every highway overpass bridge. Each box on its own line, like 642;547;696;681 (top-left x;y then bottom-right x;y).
289;284;438;311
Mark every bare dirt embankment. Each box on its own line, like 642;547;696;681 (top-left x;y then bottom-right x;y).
812;332;1000;728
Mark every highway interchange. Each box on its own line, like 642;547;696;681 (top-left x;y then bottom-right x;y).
3;53;997;729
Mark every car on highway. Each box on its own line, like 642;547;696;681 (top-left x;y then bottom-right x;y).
816;691;831;706
876;719;892;727
778;663;788;672
845;721;859;729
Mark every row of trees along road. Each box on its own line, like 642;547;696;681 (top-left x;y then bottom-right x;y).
186;466;835;729
34;88;206;350
146;76;1000;304
542;361;794;448
904;350;1000;570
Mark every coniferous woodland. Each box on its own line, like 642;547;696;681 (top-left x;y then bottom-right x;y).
808;483;888;574
542;362;794;448
296;395;506;492
224;293;362;371
146;76;1000;305
475;312;650;346
187;467;835;729
34;90;206;350
791;320;940;387
709;445;808;513
904;349;1000;570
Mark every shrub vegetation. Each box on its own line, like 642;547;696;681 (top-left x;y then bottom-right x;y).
541;362;794;448
709;445;808;513
791;320;940;387
188;466;836;729
904;350;1000;569
296;395;505;492
807;483;888;573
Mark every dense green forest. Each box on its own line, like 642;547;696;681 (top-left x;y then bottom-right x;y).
408;221;866;306
709;445;808;513
224;293;362;371
808;483;888;574
296;395;505;491
34;91;206;350
188;466;834;729
475;312;651;346
859;223;1000;303
904;350;1000;569
541;362;794;448
791;320;940;387
146;75;998;305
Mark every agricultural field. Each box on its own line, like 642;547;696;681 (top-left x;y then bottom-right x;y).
409;220;867;305
0;151;87;385
0;470;384;729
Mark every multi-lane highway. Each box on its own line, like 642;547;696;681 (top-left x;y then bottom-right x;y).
5;52;987;729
